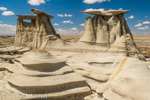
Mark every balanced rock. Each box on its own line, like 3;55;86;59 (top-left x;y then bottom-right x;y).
81;10;130;16
14;9;62;49
15;9;145;60
14;9;145;61
78;10;145;60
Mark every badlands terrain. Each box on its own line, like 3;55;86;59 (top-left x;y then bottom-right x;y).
0;9;150;100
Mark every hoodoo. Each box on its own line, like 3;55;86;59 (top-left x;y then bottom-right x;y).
79;10;145;60
14;9;61;49
13;9;145;61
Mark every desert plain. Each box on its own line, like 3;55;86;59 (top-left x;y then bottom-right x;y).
0;35;150;56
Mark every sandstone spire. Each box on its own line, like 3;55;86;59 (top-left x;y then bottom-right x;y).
79;16;96;43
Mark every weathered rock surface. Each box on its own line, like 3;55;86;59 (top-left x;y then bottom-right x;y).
0;46;30;55
81;10;130;16
14;9;62;49
14;9;145;61
67;55;150;100
78;10;145;60
0;50;92;100
0;9;149;100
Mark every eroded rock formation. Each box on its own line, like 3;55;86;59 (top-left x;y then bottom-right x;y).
79;10;145;60
15;9;61;49
0;50;91;100
14;9;145;61
67;55;150;100
0;8;150;100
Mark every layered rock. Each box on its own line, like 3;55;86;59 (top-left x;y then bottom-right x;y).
14;9;145;61
14;9;61;49
0;50;91;100
0;46;30;55
79;10;145;60
68;55;150;100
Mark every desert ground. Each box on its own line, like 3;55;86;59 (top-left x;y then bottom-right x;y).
0;35;150;56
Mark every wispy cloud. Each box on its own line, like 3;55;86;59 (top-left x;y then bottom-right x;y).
62;20;73;24
58;14;64;17
131;31;150;35
58;14;73;17
56;28;82;35
137;20;142;22
64;14;73;17
85;8;104;11
137;26;149;30
53;23;59;26
0;24;16;34
68;27;77;31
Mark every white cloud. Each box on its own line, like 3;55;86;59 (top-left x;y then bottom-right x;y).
53;23;59;26
0;24;16;34
62;20;73;24
28;0;47;6
126;15;134;19
137;26;149;30
68;27;77;31
85;8;104;11
83;0;107;4
2;11;15;16
128;15;134;19
58;14;64;17
0;21;2;23
131;31;150;35
143;21;150;24
64;14;67;17
58;14;73;17
145;16;148;18
118;8;123;10
56;28;82;35
67;14;73;17
0;7;7;11
134;23;142;27
80;23;85;26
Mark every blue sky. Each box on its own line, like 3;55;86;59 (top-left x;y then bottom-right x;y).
0;0;150;35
